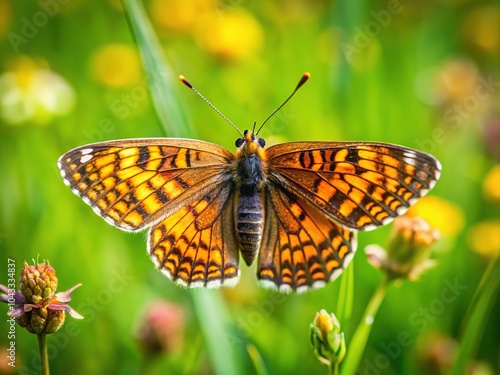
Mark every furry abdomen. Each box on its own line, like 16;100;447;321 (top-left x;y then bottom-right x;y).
235;154;265;265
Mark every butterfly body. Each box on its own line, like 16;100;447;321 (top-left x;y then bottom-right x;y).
233;130;268;265
59;131;441;292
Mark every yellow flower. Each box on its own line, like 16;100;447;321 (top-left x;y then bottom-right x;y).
483;165;500;203
461;5;500;53
149;0;213;33
467;220;500;259
194;9;264;62
406;196;464;237
0;56;75;126
90;44;141;88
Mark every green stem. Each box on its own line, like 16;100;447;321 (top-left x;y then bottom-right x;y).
340;275;391;375
449;255;500;375
332;362;339;375
37;333;49;375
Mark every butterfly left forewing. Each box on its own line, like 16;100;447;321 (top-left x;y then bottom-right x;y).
258;185;356;292
58;138;234;232
266;141;441;231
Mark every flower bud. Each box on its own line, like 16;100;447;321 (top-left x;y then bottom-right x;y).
310;309;346;368
1;261;82;335
20;262;58;305
366;216;439;280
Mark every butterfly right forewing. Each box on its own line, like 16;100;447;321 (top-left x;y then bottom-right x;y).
266;141;441;231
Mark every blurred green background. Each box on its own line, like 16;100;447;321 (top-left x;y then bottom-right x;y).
0;0;499;374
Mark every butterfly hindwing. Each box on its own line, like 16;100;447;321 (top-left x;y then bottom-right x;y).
258;185;356;292
58;138;235;231
267;142;441;231
148;181;240;287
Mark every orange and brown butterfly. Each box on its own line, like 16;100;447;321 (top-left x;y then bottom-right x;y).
58;73;441;293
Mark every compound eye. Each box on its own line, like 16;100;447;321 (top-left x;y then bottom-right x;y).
243;129;249;136
258;138;266;148
235;138;244;147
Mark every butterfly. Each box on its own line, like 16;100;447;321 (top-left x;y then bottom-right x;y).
58;73;441;293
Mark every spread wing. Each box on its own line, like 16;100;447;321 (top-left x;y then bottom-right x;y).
258;185;356;292
148;182;240;288
58;138;235;231
266;142;441;231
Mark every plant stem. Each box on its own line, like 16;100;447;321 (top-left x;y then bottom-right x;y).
37;333;49;375
449;255;500;375
340;275;391;375
332;362;339;375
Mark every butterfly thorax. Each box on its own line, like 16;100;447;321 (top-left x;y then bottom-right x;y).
233;130;268;266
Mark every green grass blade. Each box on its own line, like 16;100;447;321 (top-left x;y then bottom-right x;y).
247;343;269;375
449;256;500;375
340;276;390;375
122;0;195;138
337;263;354;328
192;290;242;375
121;2;241;374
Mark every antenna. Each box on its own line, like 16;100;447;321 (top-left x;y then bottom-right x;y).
179;75;243;137
256;72;310;135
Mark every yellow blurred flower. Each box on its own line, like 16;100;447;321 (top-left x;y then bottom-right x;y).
406;196;464;237
467;220;500;259
90;44;141;88
462;5;500;53
0;56;75;126
436;59;480;104
194;9;263;62
150;0;213;33
483;165;500;203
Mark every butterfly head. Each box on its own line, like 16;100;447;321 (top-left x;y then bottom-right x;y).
235;129;266;157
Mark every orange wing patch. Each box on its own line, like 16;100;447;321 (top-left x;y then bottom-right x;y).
148;183;240;287
258;186;356;292
267;142;441;231
58;139;234;232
